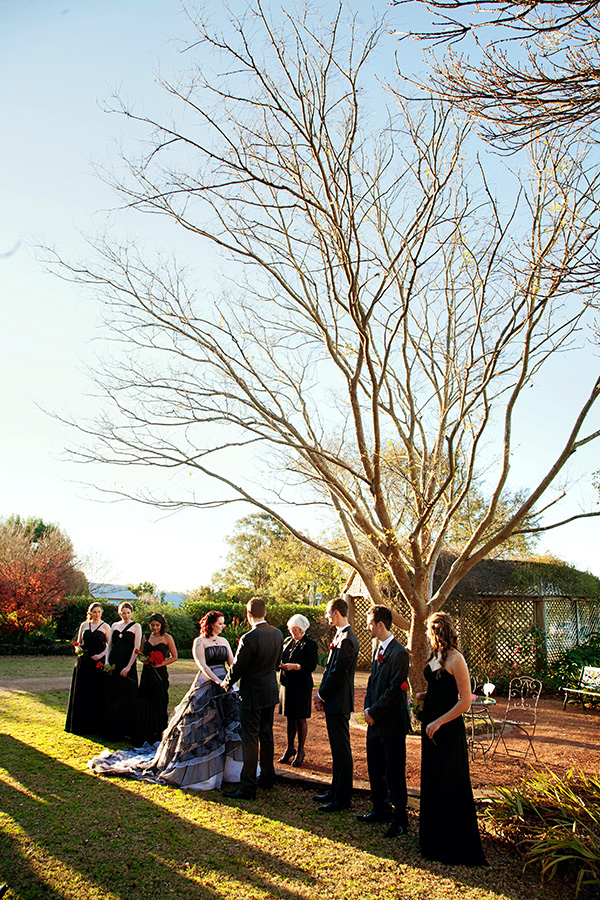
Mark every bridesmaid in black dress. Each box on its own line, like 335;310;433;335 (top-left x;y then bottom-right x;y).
417;612;487;866
278;613;318;768
132;612;178;746
103;601;142;741
65;602;110;735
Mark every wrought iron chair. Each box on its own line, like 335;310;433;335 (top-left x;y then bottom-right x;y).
492;676;542;760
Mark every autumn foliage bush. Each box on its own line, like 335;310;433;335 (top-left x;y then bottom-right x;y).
0;516;88;638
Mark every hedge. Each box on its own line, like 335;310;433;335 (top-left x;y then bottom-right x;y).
53;596;121;641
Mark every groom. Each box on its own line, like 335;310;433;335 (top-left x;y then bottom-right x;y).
221;596;283;800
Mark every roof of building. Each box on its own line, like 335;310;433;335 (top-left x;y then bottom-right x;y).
344;555;600;602
162;592;187;607
88;583;138;601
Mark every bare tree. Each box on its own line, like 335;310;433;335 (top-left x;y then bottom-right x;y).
51;2;600;681
397;0;600;149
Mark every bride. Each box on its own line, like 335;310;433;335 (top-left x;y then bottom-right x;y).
89;610;243;790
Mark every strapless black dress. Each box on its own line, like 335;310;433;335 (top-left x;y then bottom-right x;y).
132;638;170;746
419;664;487;865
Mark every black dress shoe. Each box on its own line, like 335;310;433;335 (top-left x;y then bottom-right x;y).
223;787;256;800
312;792;333;802
356;809;393;823
317;802;350;813
384;823;407;838
258;778;274;790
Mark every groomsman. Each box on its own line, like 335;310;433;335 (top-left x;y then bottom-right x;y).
313;596;359;812
358;605;410;837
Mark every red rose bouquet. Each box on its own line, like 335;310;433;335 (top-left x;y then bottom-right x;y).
148;649;165;667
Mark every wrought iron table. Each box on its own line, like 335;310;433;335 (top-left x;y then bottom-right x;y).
466;696;497;760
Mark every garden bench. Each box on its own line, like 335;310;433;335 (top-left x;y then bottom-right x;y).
561;666;600;709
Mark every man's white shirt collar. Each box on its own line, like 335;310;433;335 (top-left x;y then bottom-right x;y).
251;619;267;628
333;624;349;644
378;634;394;652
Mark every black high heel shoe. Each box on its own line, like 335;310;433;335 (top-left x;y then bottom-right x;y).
278;748;296;764
291;749;305;768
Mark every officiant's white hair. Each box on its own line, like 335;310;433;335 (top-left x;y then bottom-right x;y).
287;614;310;634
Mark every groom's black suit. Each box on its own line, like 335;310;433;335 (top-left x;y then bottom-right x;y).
224;621;283;795
364;636;410;827
318;624;359;808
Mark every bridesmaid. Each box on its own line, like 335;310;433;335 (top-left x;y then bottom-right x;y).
418;612;487;866
65;602;110;735
103;602;142;741
132;613;178;746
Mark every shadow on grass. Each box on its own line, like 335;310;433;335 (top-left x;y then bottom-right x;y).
207;781;567;900
0;734;313;900
16;686;190;730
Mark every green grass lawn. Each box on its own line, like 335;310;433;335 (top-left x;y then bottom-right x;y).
0;656;200;679
0;688;573;900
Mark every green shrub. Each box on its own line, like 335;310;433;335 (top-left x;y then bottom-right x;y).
486;768;600;896
181;599;328;651
53;596;120;641
181;598;248;627
134;604;197;654
0;640;74;656
545;632;600;692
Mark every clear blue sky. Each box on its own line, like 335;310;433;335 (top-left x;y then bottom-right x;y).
1;0;598;592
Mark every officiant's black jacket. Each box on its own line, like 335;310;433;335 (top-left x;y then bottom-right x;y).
364;636;410;736
225;622;283;710
318;626;359;715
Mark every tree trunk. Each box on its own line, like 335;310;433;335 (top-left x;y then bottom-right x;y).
407;607;430;693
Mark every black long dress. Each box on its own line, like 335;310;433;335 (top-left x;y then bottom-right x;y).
103;621;138;741
419;664;487;866
132;637;170;746
65;623;108;735
279;635;319;719
89;643;243;790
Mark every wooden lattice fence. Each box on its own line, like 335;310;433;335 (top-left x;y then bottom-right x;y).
348;593;600;673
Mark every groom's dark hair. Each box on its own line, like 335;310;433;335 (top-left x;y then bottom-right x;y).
248;596;266;619
329;596;348;618
369;605;393;630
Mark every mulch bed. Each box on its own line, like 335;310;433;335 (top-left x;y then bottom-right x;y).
273;685;600;793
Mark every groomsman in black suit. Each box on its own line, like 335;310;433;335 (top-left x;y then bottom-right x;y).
222;596;283;800
313;596;359;812
357;604;410;837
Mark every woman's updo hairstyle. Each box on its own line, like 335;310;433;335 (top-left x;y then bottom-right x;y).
150;613;167;635
200;610;225;637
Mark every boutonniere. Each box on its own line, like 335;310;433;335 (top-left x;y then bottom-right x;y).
400;681;409;691
329;641;335;649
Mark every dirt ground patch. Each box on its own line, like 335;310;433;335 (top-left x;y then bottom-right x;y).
273;687;600;793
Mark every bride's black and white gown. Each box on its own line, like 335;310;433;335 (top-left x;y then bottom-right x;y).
89;644;243;790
